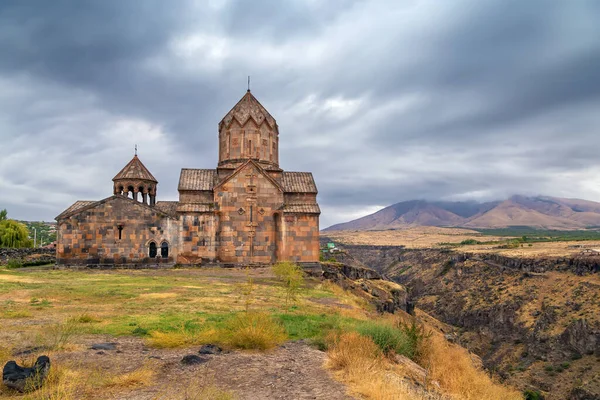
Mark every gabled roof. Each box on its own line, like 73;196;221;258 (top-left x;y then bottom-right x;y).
219;91;277;129
214;159;283;193
176;203;214;213
282;172;318;194
113;155;157;183
282;204;321;214
178;169;216;191
55;200;97;220
55;196;175;221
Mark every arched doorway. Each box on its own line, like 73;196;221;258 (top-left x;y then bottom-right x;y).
161;242;169;258
149;242;157;258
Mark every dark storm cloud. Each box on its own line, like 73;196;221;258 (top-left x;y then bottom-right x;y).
1;0;600;227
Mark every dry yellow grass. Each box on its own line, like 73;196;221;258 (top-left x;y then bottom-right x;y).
103;365;156;388
224;312;287;350
326;332;425;400
420;333;522;400
325;227;507;248
21;364;79;400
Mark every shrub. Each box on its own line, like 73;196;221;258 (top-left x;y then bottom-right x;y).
327;331;381;370
356;321;414;358
395;320;431;360
272;261;304;305
6;258;23;269
224;312;287;350
40;318;80;350
524;389;544;400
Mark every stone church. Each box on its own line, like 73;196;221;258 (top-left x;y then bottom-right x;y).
55;90;320;266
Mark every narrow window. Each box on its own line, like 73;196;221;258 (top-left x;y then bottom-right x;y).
149;242;157;258
161;242;169;258
117;225;123;240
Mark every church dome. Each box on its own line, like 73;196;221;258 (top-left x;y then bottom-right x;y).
219;90;277;130
112;155;158;205
218;90;280;169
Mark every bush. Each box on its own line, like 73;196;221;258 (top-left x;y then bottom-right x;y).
40;318;80;350
524;389;544;400
224;312;287;350
327;331;381;370
272;261;304;305
6;258;23;269
356;321;415;358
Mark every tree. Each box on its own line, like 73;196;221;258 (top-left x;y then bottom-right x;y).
0;209;7;221
0;218;33;248
273;261;305;306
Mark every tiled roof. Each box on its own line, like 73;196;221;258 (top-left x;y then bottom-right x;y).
113;155;157;182
282;172;318;193
220;91;276;129
178;169;216;191
283;204;321;214
176;203;214;213
56;200;97;220
155;201;179;216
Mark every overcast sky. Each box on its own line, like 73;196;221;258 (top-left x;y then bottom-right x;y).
1;0;600;228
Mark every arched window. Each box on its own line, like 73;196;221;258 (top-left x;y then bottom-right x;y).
161;242;169;258
128;186;134;199
149;242;157;258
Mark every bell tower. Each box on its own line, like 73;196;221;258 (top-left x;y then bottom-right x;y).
112;154;158;206
218;90;280;170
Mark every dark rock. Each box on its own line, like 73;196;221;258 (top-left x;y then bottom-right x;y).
560;319;599;356
198;344;222;355
96;351;105;355
181;355;207;365
90;342;117;350
3;356;50;393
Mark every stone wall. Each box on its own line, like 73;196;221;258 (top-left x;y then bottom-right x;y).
215;162;282;264
279;214;319;263
56;196;178;265
0;248;55;265
179;213;217;264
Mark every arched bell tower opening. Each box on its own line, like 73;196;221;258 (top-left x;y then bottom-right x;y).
112;154;158;206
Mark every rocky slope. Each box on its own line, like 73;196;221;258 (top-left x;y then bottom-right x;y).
333;244;600;400
325;195;600;230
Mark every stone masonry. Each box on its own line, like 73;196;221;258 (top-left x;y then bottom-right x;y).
55;89;320;266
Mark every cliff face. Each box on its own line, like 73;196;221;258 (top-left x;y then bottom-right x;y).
337;245;600;400
309;261;408;314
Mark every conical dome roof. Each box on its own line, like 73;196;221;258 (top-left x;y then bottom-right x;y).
113;155;157;183
220;90;276;129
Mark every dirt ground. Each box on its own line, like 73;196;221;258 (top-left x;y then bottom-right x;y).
2;336;354;400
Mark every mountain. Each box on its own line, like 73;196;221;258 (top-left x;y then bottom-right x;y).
325;195;600;231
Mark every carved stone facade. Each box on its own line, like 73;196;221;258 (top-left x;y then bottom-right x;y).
55;90;320;266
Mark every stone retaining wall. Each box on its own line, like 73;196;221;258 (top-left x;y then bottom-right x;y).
0;248;55;265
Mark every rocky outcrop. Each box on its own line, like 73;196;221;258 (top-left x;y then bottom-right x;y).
476;253;600;275
560;319;599;356
308;262;408;314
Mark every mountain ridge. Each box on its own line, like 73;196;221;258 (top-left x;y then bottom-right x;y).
325;195;600;231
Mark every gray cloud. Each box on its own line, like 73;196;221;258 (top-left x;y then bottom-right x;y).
1;0;600;228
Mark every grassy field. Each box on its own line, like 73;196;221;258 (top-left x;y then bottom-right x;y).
0;265;521;399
